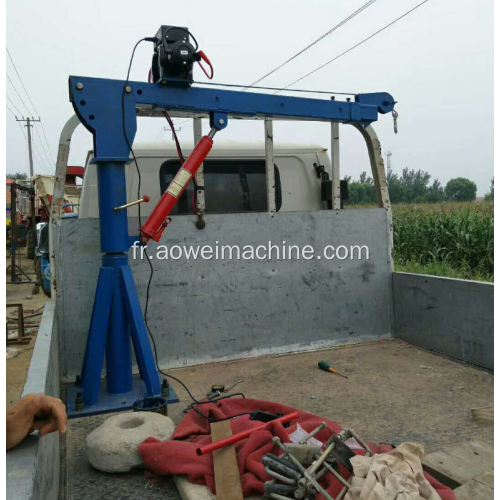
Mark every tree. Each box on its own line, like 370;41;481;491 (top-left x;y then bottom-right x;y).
386;166;405;204
424;179;445;203
7;172;28;181
445;177;477;202
485;178;494;201
358;171;373;185
347;182;377;205
400;168;431;202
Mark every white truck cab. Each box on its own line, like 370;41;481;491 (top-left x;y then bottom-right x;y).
78;140;333;218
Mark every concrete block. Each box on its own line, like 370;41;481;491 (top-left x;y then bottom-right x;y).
86;412;175;473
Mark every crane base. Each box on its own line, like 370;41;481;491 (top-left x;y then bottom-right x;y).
66;373;179;418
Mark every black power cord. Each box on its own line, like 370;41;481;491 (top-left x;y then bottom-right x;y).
121;38;249;423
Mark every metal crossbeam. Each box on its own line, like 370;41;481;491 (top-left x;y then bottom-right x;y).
69;76;395;160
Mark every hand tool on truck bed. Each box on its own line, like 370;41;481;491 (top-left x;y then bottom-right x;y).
318;361;348;379
264;427;371;500
196;411;299;456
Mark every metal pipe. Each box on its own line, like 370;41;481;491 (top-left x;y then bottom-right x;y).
196;411;299;456
335;476;353;500
272;437;335;500
299;422;327;444
321;462;351;489
306;440;336;477
264;467;297;485
114;195;150;211
49;113;81;298
346;429;372;457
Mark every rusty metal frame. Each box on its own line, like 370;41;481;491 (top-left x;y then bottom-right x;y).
6;303;25;343
49;114;81;298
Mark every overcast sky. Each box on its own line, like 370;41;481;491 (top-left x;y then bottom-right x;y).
6;0;493;195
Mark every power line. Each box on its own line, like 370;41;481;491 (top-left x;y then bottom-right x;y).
36;120;56;165
33;123;55;170
14;121;51;175
6;95;23;117
6;103;16;117
275;0;429;94
246;0;378;88
6;48;40;115
6;48;57;164
6;73;32;115
15;121;30;174
31;135;52;173
164;76;357;95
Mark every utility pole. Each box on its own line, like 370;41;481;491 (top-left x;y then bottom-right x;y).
16;116;41;259
16;116;41;178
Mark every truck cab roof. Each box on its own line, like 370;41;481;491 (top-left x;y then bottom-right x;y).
124;140;327;157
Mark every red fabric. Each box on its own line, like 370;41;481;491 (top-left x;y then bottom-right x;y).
139;398;456;500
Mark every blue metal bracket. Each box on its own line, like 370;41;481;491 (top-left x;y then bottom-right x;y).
69;76;395;160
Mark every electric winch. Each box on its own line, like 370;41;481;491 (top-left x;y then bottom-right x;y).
149;25;213;84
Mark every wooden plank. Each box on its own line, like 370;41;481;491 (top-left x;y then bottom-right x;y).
211;421;244;500
422;450;486;488
443;440;494;469
475;470;494;489
422;440;494;488
454;478;494;500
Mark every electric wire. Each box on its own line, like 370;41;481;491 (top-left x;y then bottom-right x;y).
33;123;55;170
6;95;23;117
274;0;430;94
7;47;57;164
245;0;378;88
6;73;32;115
122;38;248;421
7;48;41;116
163;77;357;96
6;104;16;116
30;136;52;174
14;120;51;175
7;72;53;172
16;121;30;175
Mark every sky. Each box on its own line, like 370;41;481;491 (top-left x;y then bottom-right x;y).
5;0;494;196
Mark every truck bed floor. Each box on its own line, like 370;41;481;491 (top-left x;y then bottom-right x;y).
63;339;494;500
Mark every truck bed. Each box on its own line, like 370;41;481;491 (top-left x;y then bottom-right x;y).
62;339;494;500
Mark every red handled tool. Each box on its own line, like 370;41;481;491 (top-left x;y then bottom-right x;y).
196;411;299;456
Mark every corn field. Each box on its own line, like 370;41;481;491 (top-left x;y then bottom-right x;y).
392;202;494;281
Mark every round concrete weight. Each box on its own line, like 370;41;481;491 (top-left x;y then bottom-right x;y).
86;412;175;473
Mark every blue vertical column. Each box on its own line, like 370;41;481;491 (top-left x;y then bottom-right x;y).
80;159;161;405
104;254;133;395
96;162;130;254
96;162;133;396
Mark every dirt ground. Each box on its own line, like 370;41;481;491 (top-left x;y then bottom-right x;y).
6;253;49;408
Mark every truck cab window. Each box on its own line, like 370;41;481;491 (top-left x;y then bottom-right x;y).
159;159;281;214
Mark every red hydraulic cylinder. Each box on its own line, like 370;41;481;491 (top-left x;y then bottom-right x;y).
141;133;214;244
195;411;299;456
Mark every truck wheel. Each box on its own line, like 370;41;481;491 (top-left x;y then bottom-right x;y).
26;229;35;259
35;257;51;298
